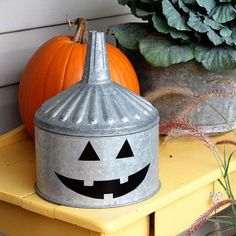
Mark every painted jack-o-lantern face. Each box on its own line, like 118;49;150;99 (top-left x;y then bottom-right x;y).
55;140;150;199
34;31;160;208
35;125;159;207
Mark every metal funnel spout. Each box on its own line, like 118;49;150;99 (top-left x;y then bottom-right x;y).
82;31;111;84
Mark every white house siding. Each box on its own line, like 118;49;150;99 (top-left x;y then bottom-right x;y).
0;0;137;134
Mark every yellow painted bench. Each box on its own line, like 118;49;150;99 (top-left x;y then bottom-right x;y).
0;126;235;236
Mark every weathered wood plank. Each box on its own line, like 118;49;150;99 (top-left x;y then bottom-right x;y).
0;14;137;87
0;0;130;33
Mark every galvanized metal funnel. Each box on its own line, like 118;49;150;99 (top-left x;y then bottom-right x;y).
82;31;111;84
34;31;160;208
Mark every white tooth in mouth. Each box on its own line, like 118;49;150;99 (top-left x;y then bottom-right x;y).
119;176;129;184
83;180;94;186
104;194;114;200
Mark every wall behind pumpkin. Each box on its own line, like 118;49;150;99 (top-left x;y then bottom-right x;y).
0;0;138;135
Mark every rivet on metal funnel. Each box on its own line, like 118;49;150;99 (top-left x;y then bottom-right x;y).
82;31;111;84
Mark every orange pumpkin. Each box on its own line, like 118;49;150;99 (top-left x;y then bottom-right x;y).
19;19;140;138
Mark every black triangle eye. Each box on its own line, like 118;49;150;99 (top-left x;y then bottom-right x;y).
116;140;134;159
79;142;100;161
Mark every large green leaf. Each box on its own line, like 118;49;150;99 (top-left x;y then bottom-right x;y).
232;27;236;46
225;36;234;46
118;0;132;5
109;23;152;50
187;13;209;33
140;0;160;3
220;27;232;37
196;0;216;12
139;36;194;67
232;26;236;39
224;28;236;45
210;4;236;23
162;0;191;31
219;0;233;2
207;28;224;45
128;1;158;18
133;8;155;17
224;26;236;46
194;46;236;71
152;15;189;40
203;17;223;30
178;0;190;13
182;0;195;3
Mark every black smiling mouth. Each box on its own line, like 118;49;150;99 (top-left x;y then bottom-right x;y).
55;164;150;199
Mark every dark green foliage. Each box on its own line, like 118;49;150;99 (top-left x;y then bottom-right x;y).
110;0;236;71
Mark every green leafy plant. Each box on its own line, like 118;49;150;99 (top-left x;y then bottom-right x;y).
110;0;236;71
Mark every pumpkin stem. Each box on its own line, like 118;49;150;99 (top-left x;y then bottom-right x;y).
73;18;88;44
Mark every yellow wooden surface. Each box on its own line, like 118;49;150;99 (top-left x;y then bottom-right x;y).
0;200;93;236
0;125;28;148
103;217;149;236
0;126;235;235
0;127;35;206
155;184;214;236
0;200;149;236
